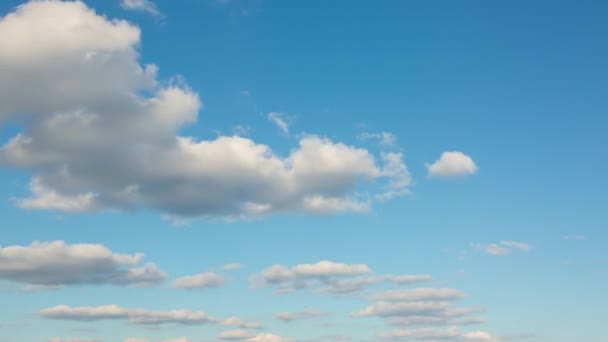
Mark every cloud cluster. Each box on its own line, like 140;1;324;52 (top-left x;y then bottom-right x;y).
358;131;398;147
255;261;431;294
218;331;293;342
38;305;216;327
470;241;531;256
0;0;410;219
0;241;165;287
348;278;498;341
427;151;478;177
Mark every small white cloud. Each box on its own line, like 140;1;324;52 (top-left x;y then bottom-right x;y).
358;131;397;147
427;151;478;177
120;0;161;16
172;272;225;289
267;112;293;135
274;309;327;323
470;241;531;256
224;263;243;270
219;329;253;340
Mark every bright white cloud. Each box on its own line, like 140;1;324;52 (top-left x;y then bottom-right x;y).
120;0;161;16
427;151;478;177
0;1;410;219
0;241;165;287
470;241;531;256
172;272;225;289
267;112;292;135
39;305;216;327
247;334;292;342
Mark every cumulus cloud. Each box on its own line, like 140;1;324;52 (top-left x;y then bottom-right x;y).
0;1;410;219
172;272;225;289
378;327;500;341
426;151;478;177
39;305;216;327
254;261;431;294
0;241;165;287
470;241;531;256
120;0;161;16
274;309;327;323
123;339;192;342
267;112;292;135
358;131;397;147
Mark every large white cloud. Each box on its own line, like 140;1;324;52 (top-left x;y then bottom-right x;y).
39;305;216;327
427;151;478;177
0;0;410;219
0;241;165;287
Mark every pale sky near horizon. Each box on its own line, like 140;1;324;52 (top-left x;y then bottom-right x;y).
0;1;607;342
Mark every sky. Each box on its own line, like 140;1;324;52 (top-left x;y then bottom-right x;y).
0;1;607;341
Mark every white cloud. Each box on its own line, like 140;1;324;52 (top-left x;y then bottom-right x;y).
221;317;262;329
223;263;243;270
219;329;253;340
0;1;410;219
123;339;192;342
470;241;531;256
247;334;291;342
378;327;500;341
427;151;478;177
120;0;161;16
358;131;397;147
0;241;165;287
371;288;466;302
255;261;431;294
39;305;217;327
267;112;292;135
172;272;225;289
274;309;327;322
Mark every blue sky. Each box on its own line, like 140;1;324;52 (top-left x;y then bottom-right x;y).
0;1;606;342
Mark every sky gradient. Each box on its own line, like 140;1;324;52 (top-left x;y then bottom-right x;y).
0;1;607;342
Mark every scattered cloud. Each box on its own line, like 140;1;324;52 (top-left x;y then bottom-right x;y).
39;305;217;327
427;151;478;177
219;329;253;340
267;112;293;135
233;125;252;136
172;272;225;289
562;235;587;241
378;327;500;341
358;131;397;147
470;241;531;256
120;0;161;17
254;261;431;294
0;241;166;288
274;309;327;322
222;317;262;329
371;288;466;302
0;1;410;219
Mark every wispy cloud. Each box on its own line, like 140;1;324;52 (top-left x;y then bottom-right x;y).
120;0;162;17
470;240;531;256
